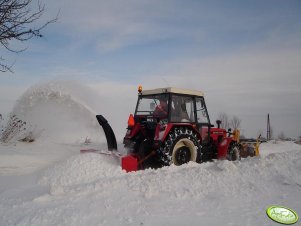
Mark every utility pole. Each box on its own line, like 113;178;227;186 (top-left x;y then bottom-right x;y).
267;113;270;141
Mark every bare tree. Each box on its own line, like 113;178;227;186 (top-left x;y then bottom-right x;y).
217;113;229;129
0;0;57;72
230;115;241;130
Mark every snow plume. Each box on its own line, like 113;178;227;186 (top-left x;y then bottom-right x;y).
0;81;104;144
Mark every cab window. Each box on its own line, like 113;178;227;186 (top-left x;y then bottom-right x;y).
171;95;195;122
196;97;209;124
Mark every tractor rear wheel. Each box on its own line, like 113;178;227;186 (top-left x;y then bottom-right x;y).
227;144;241;161
159;127;201;166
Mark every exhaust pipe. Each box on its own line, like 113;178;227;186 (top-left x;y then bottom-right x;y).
216;120;221;128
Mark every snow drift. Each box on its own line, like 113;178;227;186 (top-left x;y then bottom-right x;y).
0;141;300;226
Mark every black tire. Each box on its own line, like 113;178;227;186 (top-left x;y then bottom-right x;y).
227;144;241;161
159;127;201;166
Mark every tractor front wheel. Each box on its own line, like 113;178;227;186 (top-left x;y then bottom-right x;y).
159;127;201;166
227;144;241;161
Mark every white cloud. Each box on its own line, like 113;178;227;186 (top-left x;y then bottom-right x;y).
39;0;301;57
45;0;206;52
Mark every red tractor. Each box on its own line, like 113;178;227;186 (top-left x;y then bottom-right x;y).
96;86;241;172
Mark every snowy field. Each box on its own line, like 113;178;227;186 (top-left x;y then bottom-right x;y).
0;82;300;226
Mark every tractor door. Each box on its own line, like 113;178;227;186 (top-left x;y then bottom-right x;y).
170;95;196;122
195;97;211;145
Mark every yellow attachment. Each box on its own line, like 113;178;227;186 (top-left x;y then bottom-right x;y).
255;135;261;156
237;130;261;157
233;129;240;142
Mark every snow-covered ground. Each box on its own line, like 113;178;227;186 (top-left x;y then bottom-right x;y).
0;82;300;226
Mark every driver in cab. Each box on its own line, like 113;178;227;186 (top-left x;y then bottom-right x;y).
153;100;168;118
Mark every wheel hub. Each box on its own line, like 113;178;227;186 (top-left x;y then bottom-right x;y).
175;146;191;165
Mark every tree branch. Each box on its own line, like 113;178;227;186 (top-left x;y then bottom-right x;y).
0;0;58;72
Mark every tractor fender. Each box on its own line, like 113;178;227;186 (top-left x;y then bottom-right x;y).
159;123;200;142
125;123;141;139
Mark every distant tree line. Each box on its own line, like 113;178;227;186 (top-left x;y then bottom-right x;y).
217;113;241;130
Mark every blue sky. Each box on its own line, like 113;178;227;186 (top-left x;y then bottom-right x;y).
1;0;301;138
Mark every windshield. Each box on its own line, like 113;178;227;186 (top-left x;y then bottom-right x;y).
135;94;169;116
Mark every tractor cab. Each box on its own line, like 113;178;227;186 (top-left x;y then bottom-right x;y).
135;87;211;125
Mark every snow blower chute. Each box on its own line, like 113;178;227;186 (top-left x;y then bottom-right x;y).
83;86;260;172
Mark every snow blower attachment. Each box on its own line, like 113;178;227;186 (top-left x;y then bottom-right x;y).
95;115;117;151
230;129;261;157
80;115;121;161
89;86;260;173
239;135;261;157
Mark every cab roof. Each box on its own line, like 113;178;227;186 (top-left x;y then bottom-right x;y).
141;87;204;97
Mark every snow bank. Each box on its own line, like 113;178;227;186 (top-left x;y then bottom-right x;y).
0;141;300;225
39;142;301;201
0;141;291;225
39;153;122;195
260;140;301;156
